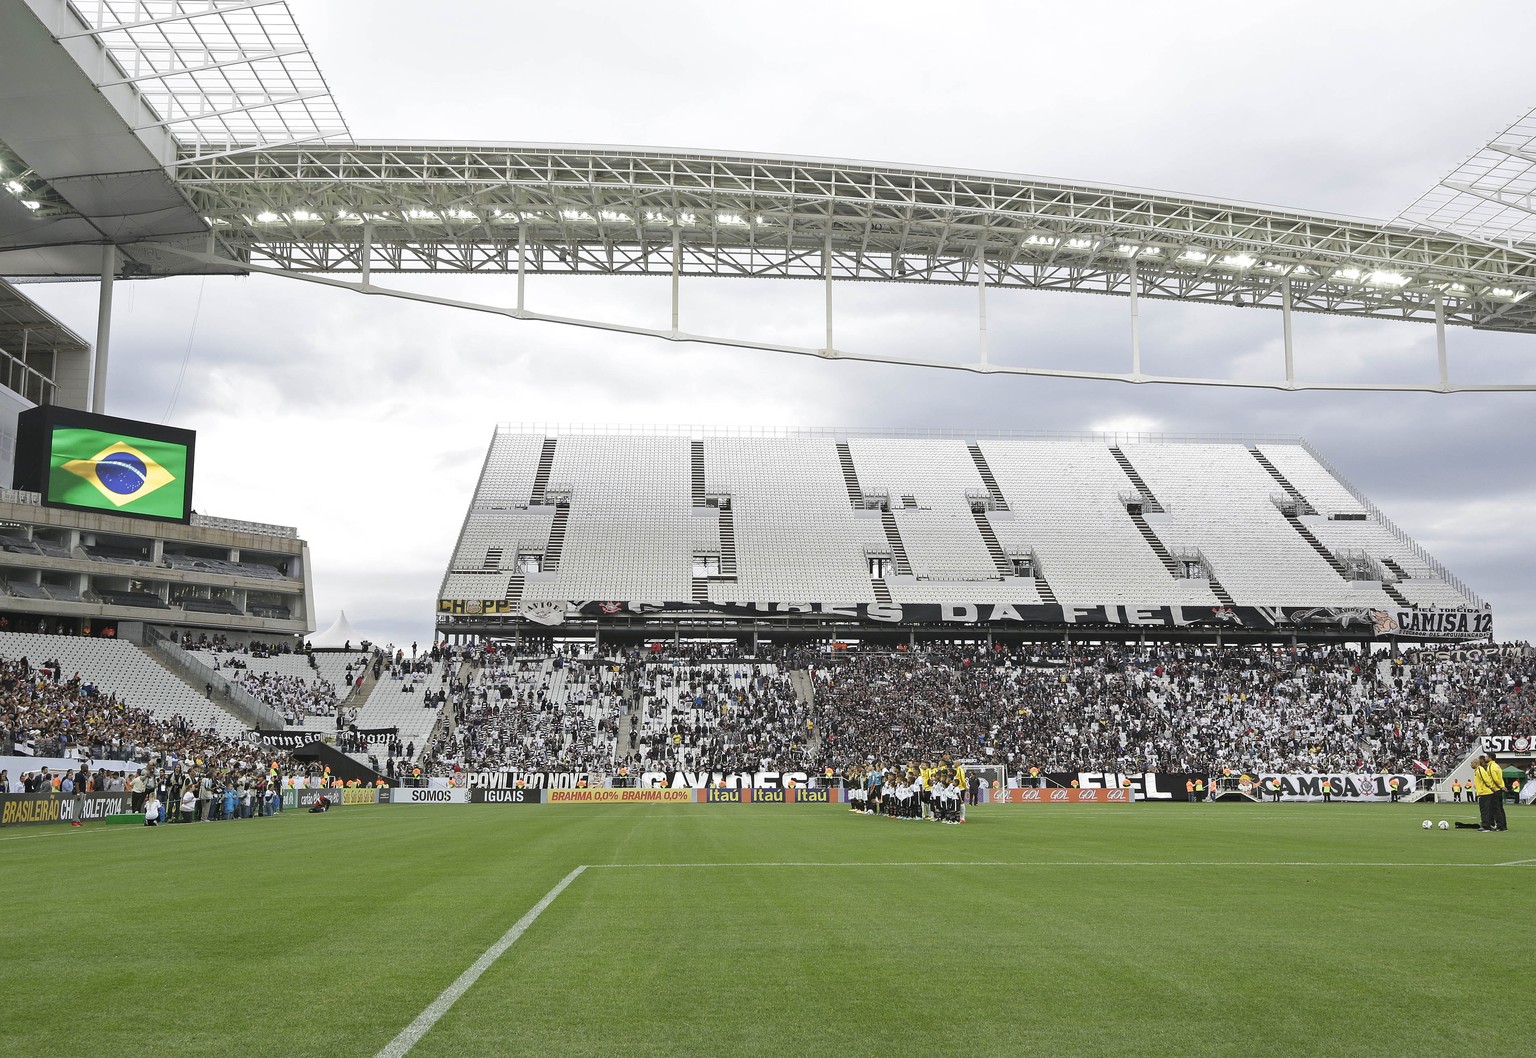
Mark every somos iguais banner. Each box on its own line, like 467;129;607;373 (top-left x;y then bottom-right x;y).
391;788;470;804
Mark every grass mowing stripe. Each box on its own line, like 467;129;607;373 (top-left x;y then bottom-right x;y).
374;865;587;1058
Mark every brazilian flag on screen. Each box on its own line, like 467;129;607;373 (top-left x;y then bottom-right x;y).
47;427;188;519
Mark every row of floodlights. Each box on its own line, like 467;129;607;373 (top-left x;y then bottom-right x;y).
236;208;758;227
3;170;41;211
215;206;1528;300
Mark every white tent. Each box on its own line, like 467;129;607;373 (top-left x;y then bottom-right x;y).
306;610;367;649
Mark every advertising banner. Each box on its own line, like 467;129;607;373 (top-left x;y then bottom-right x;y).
462;771;597;790
252;730;326;749
1481;735;1535;755
469;788;543;805
1252;773;1417;801
1001;773;1193;802
293;788;340;809
995;788;1135;804
391;788;470;804
1374;606;1494;641
0;791;133;827
463;770;822;791
547;788;696;805
340;788;381;806
535;600;1401;632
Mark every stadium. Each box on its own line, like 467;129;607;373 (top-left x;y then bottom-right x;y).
2;2;1534;1056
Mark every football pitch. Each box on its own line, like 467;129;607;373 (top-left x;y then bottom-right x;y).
5;802;1530;1057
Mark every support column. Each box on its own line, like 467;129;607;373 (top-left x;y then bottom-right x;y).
671;225;682;334
1434;291;1449;389
91;245;117;414
1281;278;1295;386
976;247;989;366
361;222;372;286
516;225;526;315
1129;257;1141;377
824;231;834;353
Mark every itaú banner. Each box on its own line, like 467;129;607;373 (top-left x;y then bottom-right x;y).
1251;773;1419;801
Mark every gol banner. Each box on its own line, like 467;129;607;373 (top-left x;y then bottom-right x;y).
995;788;1135;804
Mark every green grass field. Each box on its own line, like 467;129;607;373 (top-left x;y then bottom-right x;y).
4;801;1530;1057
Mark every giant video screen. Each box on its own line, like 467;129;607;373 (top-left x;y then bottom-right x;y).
13;407;195;524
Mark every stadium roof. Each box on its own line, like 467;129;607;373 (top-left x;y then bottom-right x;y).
1395;101;1536;245
1;0;1535;392
0;276;89;405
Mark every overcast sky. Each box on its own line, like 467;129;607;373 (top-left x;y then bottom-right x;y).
25;0;1536;647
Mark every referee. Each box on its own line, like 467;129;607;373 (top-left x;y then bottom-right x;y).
1474;752;1508;832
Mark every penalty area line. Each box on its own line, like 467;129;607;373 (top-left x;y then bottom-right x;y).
374;864;587;1058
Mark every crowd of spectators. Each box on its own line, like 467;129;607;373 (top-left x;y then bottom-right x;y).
420;639;1532;781
6;633;1529;795
804;641;1534;777
0;650;306;804
228;670;340;724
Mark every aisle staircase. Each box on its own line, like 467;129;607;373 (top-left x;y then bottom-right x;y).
879;509;912;575
967;443;1010;510
529;438;557;505
836;442;863;507
1250;448;1317;514
971;508;1014;577
1110;447;1164;512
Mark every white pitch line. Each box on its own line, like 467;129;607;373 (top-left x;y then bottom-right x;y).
1497;858;1536;866
0;824;140;843
374;865;587;1058
590;860;1515;869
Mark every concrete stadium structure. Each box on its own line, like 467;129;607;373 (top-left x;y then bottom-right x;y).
436;425;1488;646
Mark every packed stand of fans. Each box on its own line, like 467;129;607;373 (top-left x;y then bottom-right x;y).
0;649;349;813
183;634;345;725
424;643;816;777
422;639;1531;781
805;641;1534;777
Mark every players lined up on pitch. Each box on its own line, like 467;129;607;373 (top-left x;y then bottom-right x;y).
844;759;971;823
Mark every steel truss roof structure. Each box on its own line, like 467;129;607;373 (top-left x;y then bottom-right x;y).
166;142;1536;334
2;0;1535;394
60;0;347;157
1396;101;1536;245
